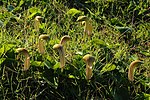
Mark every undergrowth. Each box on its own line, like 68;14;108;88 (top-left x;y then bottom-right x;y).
0;0;150;100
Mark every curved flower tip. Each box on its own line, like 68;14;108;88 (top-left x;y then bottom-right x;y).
53;44;65;72
76;16;88;22
16;48;30;71
77;16;93;36
128;60;143;81
60;35;71;45
34;16;43;32
83;54;95;80
16;48;29;56
81;21;86;25
35;16;43;22
39;34;50;40
53;35;70;72
38;34;50;54
83;54;95;66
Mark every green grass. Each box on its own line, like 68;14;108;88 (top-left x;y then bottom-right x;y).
0;0;150;99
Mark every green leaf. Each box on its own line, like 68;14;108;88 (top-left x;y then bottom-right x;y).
7;5;15;12
66;8;82;17
53;62;60;70
115;26;132;33
46;56;55;65
111;18;123;26
68;74;75;79
44;60;52;69
43;7;47;13
31;61;43;67
143;93;150;99
29;7;40;13
0;45;4;56
18;0;25;7
0;44;15;57
140;51;150;56
5;44;15;52
101;63;116;73
138;9;147;15
0;20;3;27
0;58;6;65
130;54;139;61
107;43;120;49
28;12;39;19
28;7;41;19
114;49;123;59
91;39;106;47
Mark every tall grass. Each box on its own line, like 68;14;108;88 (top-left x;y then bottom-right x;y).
0;0;150;99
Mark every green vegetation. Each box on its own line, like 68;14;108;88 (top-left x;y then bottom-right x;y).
0;0;150;99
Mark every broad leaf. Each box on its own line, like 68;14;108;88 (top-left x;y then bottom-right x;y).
66;8;82;16
31;61;43;67
101;63;116;73
68;74;75;79
53;62;60;70
115;26;132;33
91;39;106;47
